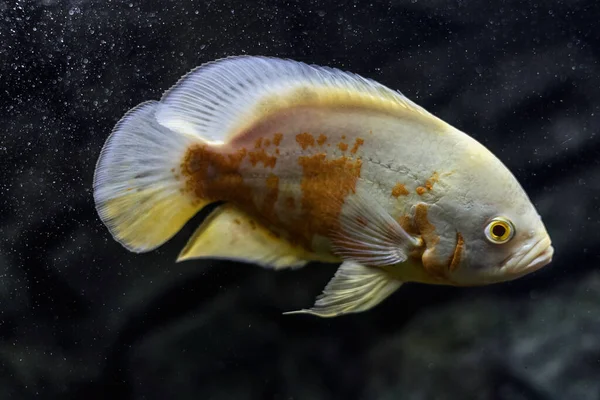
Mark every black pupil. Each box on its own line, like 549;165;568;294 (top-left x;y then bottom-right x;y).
492;224;506;237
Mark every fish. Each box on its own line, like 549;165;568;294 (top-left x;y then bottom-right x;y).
93;55;554;318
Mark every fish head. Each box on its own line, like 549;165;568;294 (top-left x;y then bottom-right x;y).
415;139;554;286
446;203;553;286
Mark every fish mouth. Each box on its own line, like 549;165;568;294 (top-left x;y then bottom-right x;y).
505;235;553;277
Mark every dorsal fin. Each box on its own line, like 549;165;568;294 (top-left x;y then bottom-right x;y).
154;55;444;145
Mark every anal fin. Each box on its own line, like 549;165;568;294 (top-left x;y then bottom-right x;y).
177;204;316;269
284;261;403;317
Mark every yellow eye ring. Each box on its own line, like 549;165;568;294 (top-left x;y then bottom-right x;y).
485;217;514;244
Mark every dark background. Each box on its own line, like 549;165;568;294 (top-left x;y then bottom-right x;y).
1;0;600;399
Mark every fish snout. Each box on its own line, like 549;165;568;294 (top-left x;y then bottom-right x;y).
505;235;553;276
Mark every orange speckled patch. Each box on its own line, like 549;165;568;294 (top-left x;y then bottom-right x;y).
317;134;327;146
248;148;277;168
181;136;364;251
448;232;464;273
414;203;444;280
296;153;363;245
296;132;315;150
425;172;439;191
273;133;283;146
397;215;418;236
338;142;348;152
392;183;409;197
182;145;247;202
350;138;364;154
264;138;271;147
416;171;440;195
414;204;439;247
181;145;281;233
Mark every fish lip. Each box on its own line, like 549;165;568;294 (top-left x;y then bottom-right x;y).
527;242;554;267
505;235;553;276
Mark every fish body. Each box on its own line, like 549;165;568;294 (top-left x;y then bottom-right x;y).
93;56;554;317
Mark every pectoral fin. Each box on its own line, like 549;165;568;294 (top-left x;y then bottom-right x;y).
284;261;403;317
330;192;422;267
178;204;320;269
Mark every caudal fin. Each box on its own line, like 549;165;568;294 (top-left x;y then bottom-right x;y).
93;101;208;253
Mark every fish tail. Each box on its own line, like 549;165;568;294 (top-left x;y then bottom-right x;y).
93;100;209;253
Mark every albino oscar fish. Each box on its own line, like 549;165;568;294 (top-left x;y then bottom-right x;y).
93;55;554;317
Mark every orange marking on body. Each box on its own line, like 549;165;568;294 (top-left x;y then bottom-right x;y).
448;232;464;272
181;145;248;206
181;145;277;225
296;132;315;150
295;153;363;247
425;172;439;191
273;133;283;146
414;204;444;280
317;134;327;146
248;148;277;168
341;135;346;140
417;171;440;195
338;142;348;152
181;138;363;252
181;143;309;253
415;204;439;247
397;215;416;234
350;138;364;154
254;137;263;149
392;183;409;197
264;138;271;147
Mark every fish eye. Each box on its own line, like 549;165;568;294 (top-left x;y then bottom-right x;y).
485;217;514;244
